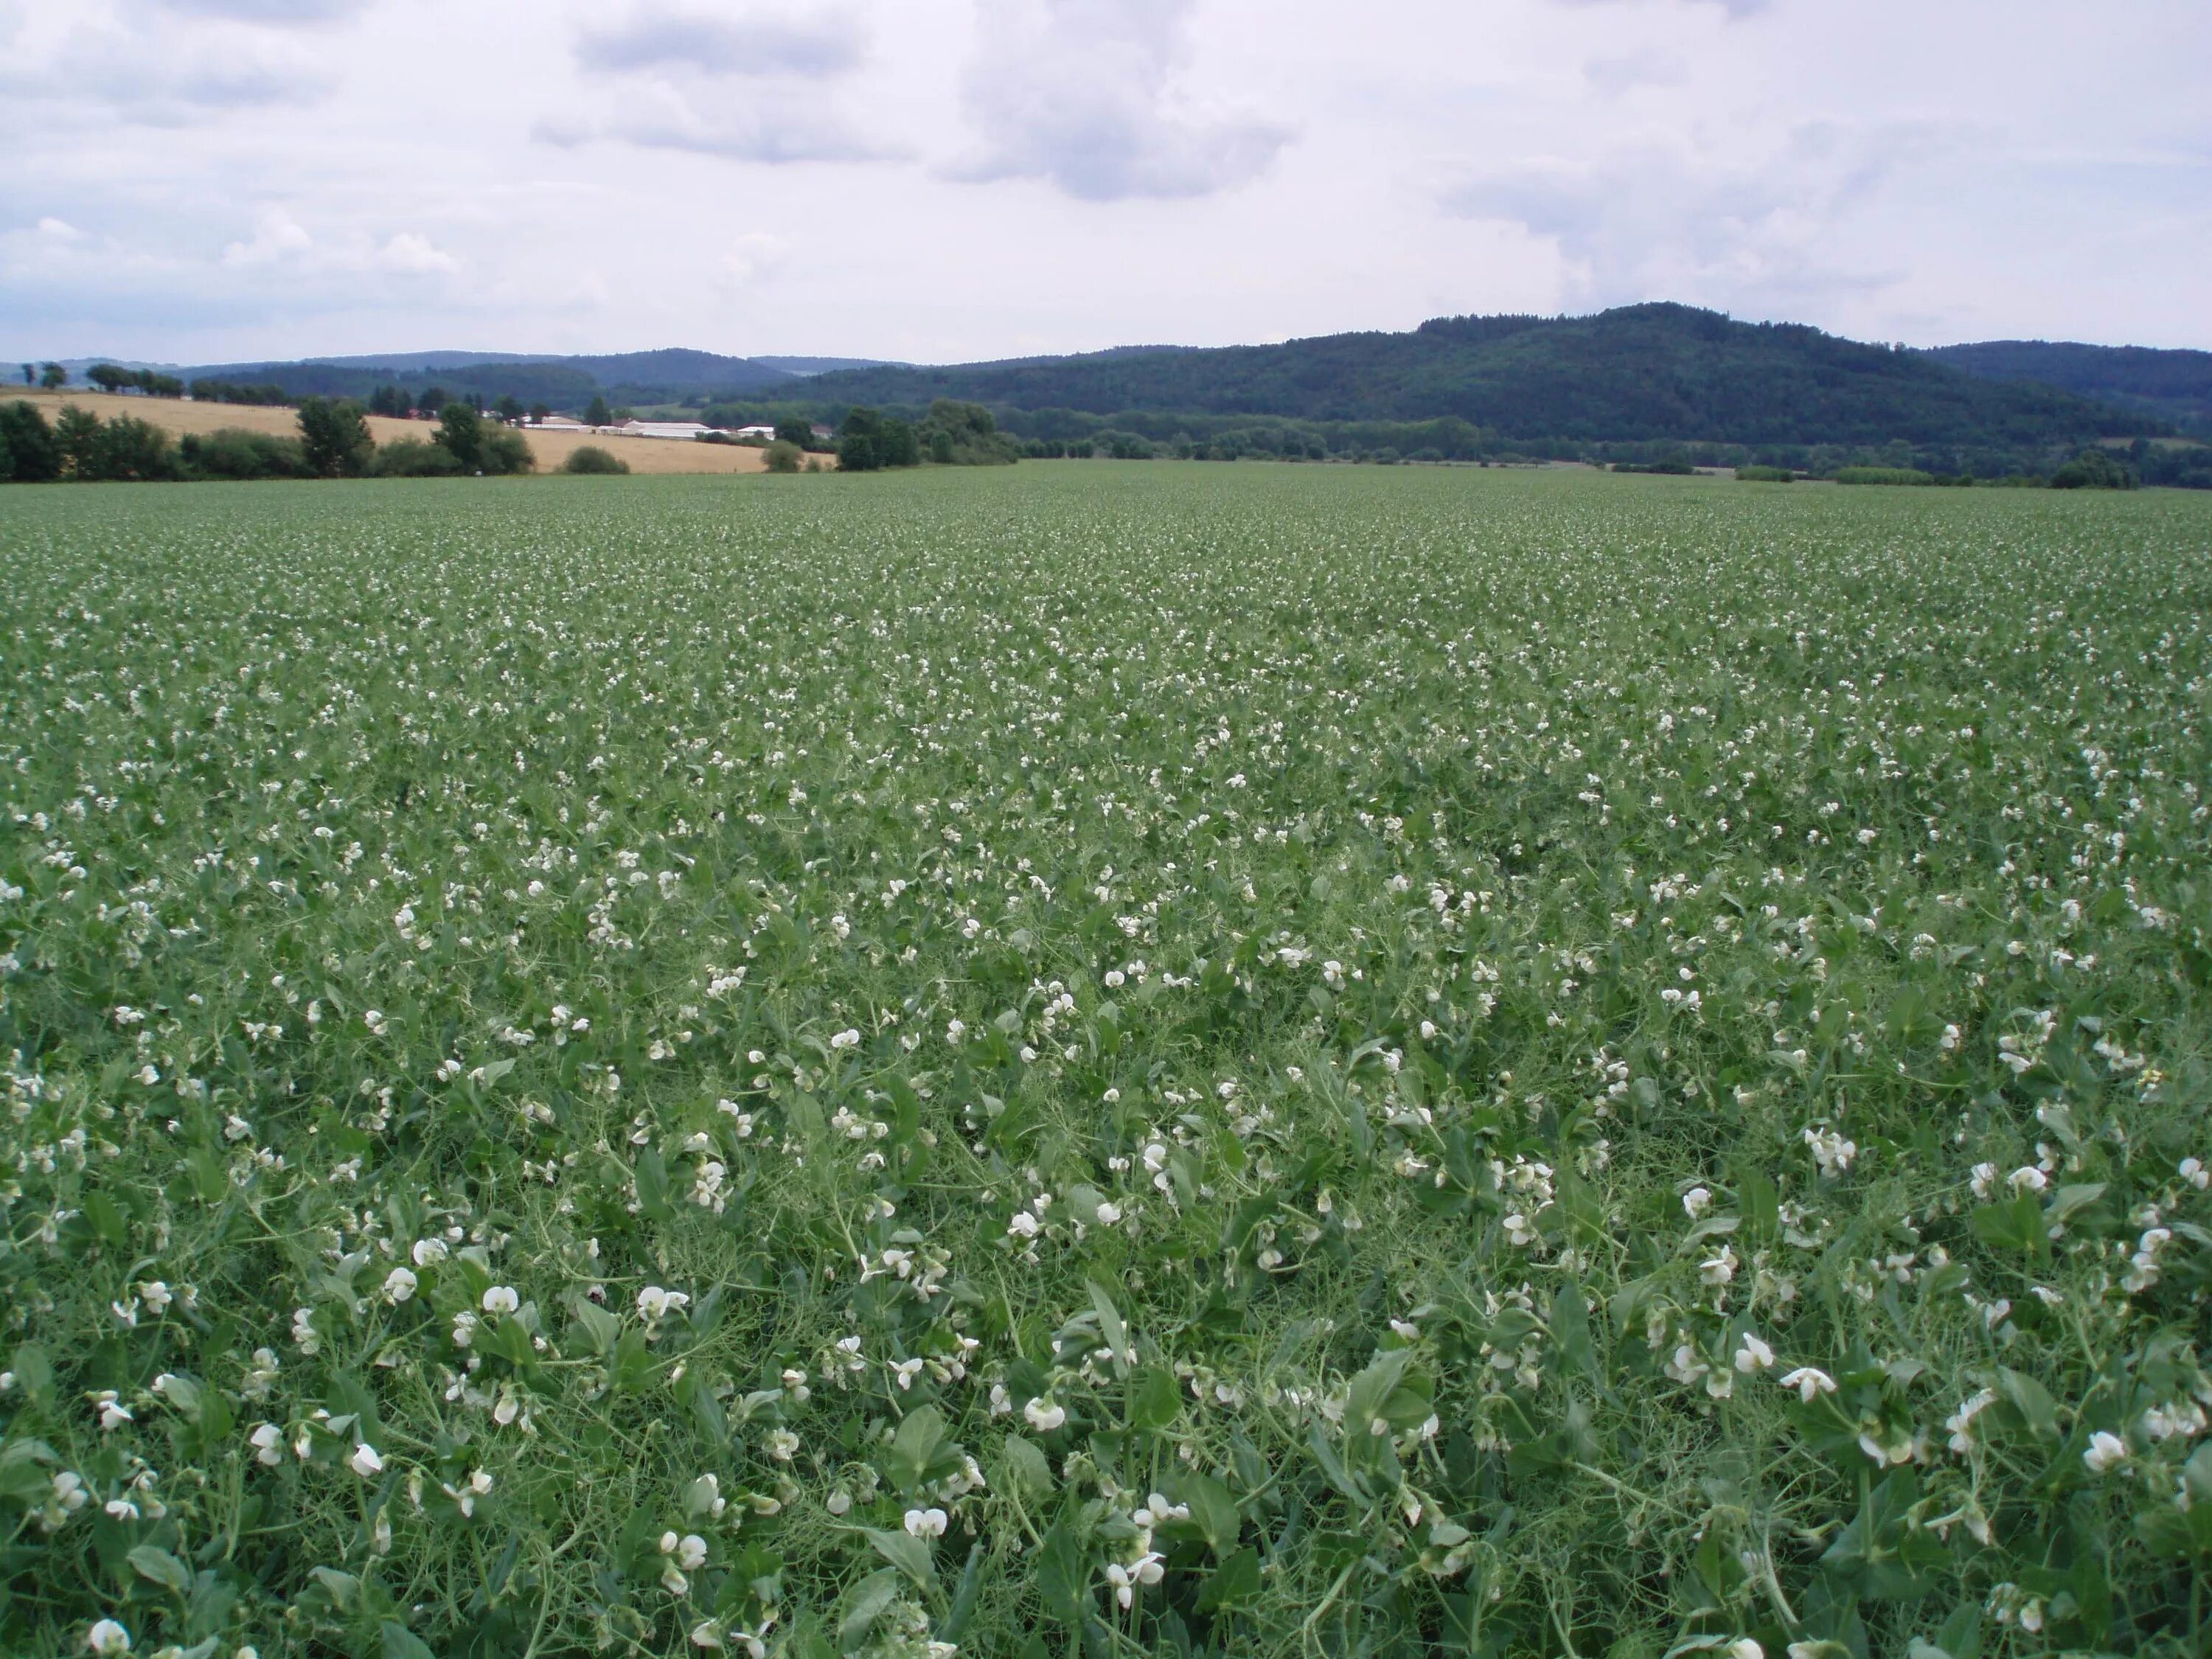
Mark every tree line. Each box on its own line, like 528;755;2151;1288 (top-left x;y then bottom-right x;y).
0;397;533;484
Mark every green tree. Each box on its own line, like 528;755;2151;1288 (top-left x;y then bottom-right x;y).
419;384;450;414
764;439;803;473
40;362;68;389
495;394;524;424
434;402;485;469
88;364;131;394
18;364;30;387
529;403;553;425
585;394;613;428
2049;448;2137;490
773;415;815;450
0;400;63;481
296;397;373;477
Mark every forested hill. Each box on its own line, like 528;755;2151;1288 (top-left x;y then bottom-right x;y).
801;304;2154;448
1927;341;2212;434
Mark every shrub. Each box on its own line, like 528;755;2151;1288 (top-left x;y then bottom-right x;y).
763;440;803;473
364;439;465;479
1834;466;1934;485
181;429;314;481
561;445;630;476
2049;448;2138;490
0;400;61;482
1734;465;1795;482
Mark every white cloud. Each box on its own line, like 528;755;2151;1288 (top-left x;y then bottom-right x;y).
576;4;861;78
1441;123;1927;310
953;0;1292;201
556;1;881;163
714;232;793;292
223;209;315;267
220;208;457;277
0;7;333;121
150;0;369;22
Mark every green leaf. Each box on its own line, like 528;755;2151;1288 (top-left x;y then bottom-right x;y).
128;1544;194;1595
1036;1518;1091;1627
1000;1433;1054;1498
568;1298;621;1354
634;1147;672;1222
380;1621;438;1659
1994;1368;2059;1441
83;1189;128;1251
1195;1546;1262;1612
0;1438;58;1501
1087;1280;1130;1367
863;1527;936;1588
1178;1471;1242;1558
1130;1366;1181;1430
839;1570;903;1644
888;1404;947;1491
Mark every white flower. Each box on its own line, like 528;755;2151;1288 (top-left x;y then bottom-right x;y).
2082;1430;2128;1474
93;1391;133;1430
829;1028;860;1050
1728;1641;1764;1659
826;1491;852;1516
481;1286;519;1316
1006;1211;1040;1239
349;1443;385;1478
411;1237;448;1267
2181;1157;2209;1190
250;1423;283;1466
1733;1334;1775;1373
1778;1366;1837;1403
637;1285;689;1322
903;1506;948;1538
1093;1201;1124;1225
1024;1397;1067;1432
382;1267;418;1304
86;1619;133;1655
1682;1186;1712;1218
2008;1166;2047;1195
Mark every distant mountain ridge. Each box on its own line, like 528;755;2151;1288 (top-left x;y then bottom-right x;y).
1925;341;2212;434
30;310;2206;457
152;347;907;405
794;304;2161;452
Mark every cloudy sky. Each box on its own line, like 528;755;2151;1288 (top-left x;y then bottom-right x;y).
3;0;2206;366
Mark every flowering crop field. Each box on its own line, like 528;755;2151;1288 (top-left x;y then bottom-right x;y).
3;466;2211;1659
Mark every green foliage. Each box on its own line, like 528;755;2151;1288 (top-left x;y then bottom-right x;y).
49;408;184;481
179;428;314;481
433;401;485;468
560;445;630;476
1735;465;1795;482
916;400;1020;466
0;399;63;481
2048;448;2137;490
296;397;374;478
1;468;2210;1658
1834;466;1936;486
774;416;819;451
838;406;920;472
361;437;465;478
585;394;613;428
191;378;292;406
38;361;68;389
763;439;804;473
